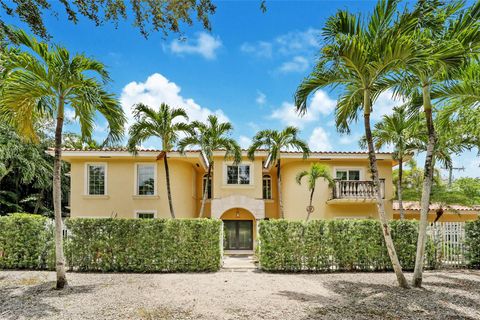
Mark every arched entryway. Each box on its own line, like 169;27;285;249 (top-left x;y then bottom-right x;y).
220;208;256;251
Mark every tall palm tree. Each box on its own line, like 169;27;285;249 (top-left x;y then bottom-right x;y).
296;163;333;221
0;30;125;289
295;0;417;288
360;106;421;219
178;115;241;218
127;103;190;219
247;126;310;219
392;0;480;287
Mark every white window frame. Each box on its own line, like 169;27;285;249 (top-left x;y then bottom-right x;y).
333;167;364;181
262;174;272;199
223;162;254;186
135;210;157;219
134;163;157;196
84;162;108;195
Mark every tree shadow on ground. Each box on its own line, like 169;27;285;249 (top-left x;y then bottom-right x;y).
0;281;96;320
277;273;480;320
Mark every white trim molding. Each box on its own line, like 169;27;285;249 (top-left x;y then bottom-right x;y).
223;161;254;186
84;162;108;196
211;195;265;220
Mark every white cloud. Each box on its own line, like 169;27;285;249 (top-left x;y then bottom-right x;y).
239;136;252;149
372;89;403;121
278;56;309;73
270;90;336;128
241;28;321;58
309;127;331;151
256;91;267;105
240;41;272;58
169;32;222;60
64;109;76;122
120;73;228;129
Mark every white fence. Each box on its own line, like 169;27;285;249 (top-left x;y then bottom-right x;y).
428;222;467;268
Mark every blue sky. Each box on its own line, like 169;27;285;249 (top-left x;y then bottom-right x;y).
4;0;479;178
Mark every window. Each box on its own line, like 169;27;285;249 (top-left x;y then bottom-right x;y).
136;164;156;195
227;165;250;185
137;212;155;219
336;169;361;181
87;164;106;195
263;175;272;199
203;174;212;199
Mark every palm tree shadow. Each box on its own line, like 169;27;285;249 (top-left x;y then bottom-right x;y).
0;281;96;320
278;275;480;320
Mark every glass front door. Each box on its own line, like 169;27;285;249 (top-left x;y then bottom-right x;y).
223;220;253;250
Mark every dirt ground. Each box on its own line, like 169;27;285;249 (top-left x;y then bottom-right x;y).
1;269;479;320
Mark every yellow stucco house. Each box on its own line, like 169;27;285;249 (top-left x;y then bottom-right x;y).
60;148;397;251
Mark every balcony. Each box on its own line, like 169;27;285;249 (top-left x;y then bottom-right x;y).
328;179;385;204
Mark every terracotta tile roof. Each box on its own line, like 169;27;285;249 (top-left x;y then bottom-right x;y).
58;147;201;153
393;201;480;212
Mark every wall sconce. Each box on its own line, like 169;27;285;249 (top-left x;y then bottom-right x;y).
236;209;240;218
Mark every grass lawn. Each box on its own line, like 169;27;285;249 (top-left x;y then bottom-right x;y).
1;270;479;319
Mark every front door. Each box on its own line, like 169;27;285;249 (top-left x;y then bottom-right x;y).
223;220;253;250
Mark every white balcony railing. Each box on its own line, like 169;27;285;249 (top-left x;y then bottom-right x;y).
332;179;385;200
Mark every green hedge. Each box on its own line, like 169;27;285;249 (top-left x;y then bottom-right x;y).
0;213;55;269
65;218;222;272
465;219;480;268
258;219;434;272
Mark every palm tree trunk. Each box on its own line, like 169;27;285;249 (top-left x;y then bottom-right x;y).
306;188;314;222
398;157;404;220
54;97;67;289
163;153;175;219
199;164;211;218
277;159;284;219
413;85;436;288
364;91;409;289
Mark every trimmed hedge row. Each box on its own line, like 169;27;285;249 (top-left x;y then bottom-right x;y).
258;219;435;272
65;218;222;272
0;213;55;269
465;219;480;268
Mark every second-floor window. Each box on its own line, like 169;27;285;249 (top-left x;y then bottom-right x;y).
137;164;156;195
227;165;250;185
263;175;272;199
336;169;361;181
87;164;106;195
203;174;212;199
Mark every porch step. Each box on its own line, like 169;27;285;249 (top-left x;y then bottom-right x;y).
222;255;258;271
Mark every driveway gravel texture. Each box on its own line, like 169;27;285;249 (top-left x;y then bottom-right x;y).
0;270;479;320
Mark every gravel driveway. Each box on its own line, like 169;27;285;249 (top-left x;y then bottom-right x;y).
1;269;479;320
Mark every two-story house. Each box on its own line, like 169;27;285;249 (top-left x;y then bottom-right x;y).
59;148;396;251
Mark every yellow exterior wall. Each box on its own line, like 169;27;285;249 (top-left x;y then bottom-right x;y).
393;211;479;222
66;152;395;222
70;158;197;219
281;159;394;220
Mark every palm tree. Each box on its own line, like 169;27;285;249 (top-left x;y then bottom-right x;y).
296;163;333;221
0;30;125;289
127;103;190;219
360;106;421;219
247;126;310;219
392;1;480;287
178;115;241;218
295;0;416;288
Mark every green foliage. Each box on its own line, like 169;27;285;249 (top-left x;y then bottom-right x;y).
0;1;216;39
259;219;435;272
0;213;54;269
65;218;222;272
465;219;480;268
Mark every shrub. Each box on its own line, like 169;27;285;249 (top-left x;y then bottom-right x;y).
65;218;222;272
259;219;435;272
0;213;54;269
465;219;480;268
